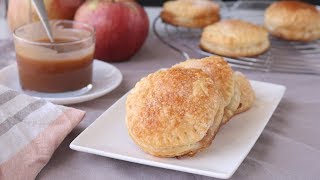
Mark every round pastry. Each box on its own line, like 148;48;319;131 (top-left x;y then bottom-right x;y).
160;0;220;28
264;1;320;42
234;71;255;114
200;19;270;57
126;68;222;157
173;56;234;107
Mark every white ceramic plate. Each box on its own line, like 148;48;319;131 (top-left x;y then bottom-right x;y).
70;80;286;179
0;60;122;105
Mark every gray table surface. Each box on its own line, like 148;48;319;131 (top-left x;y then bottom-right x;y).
1;7;320;180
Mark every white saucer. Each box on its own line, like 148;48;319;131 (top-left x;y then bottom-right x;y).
0;60;123;105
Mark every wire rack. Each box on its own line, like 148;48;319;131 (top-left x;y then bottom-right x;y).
153;1;320;75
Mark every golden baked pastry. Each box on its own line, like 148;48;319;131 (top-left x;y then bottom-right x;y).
126;55;256;157
265;1;320;42
200;19;270;57
126;68;223;157
234;71;255;114
161;0;220;28
173;56;234;107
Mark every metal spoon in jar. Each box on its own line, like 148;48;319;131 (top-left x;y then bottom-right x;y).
31;0;54;43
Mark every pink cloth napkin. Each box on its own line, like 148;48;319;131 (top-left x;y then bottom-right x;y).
0;85;85;180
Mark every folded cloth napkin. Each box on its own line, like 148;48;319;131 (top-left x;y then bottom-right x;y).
0;85;85;180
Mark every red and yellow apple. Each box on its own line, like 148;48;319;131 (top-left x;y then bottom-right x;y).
7;0;84;31
74;0;149;62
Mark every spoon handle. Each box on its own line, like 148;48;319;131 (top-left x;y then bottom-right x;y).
31;0;54;43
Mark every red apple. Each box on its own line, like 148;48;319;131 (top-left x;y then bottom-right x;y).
74;0;149;62
7;0;84;31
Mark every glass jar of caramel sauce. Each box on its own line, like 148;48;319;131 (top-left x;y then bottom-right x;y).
13;20;95;93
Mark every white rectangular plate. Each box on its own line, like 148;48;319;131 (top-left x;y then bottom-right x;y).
70;80;286;179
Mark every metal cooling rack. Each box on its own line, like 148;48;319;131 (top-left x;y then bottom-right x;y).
153;1;320;75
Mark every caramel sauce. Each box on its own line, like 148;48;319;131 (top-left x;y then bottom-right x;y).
16;38;94;93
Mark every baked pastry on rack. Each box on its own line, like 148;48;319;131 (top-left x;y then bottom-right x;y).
126;68;223;157
200;19;270;57
264;1;320;42
160;0;220;28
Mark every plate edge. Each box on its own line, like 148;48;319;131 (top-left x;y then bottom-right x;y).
69;143;231;179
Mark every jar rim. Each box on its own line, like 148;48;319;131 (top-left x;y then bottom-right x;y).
13;20;95;46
